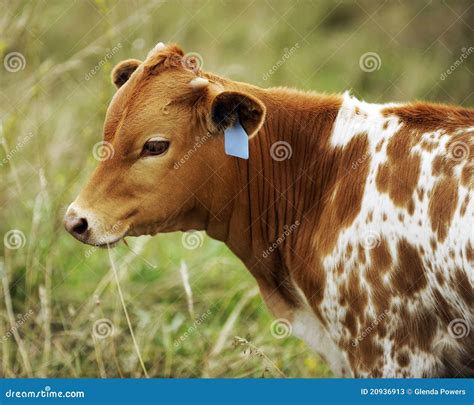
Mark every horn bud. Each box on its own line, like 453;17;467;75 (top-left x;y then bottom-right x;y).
146;42;166;58
189;77;209;90
153;42;166;52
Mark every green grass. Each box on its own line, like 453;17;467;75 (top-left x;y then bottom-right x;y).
0;0;472;378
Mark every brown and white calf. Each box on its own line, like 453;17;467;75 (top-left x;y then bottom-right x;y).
64;43;473;378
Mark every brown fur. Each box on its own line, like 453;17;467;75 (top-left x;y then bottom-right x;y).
317;133;371;255
383;102;474;133
429;176;459;242
375;125;421;212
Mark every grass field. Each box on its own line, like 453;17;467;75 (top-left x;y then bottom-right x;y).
0;0;473;378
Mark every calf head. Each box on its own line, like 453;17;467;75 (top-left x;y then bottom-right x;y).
64;43;265;246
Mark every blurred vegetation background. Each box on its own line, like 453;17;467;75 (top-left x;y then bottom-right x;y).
0;0;473;378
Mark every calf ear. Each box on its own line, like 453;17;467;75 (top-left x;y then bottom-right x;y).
111;59;142;88
210;91;266;138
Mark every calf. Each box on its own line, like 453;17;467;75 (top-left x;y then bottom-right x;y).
64;42;473;377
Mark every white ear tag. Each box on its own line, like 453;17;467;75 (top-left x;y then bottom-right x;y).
224;121;249;159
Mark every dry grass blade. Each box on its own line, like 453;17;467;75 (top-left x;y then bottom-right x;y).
107;246;149;378
179;260;194;319
0;256;33;376
39;282;51;377
0;123;22;194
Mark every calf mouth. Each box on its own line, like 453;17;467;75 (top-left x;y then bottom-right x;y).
91;238;123;249
68;233;124;248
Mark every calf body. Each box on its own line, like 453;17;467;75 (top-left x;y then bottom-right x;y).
65;43;473;378
289;93;473;377
222;89;473;378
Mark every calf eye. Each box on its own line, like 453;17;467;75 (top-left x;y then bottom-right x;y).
142;139;170;157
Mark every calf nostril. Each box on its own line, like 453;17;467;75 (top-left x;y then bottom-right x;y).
70;217;88;235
